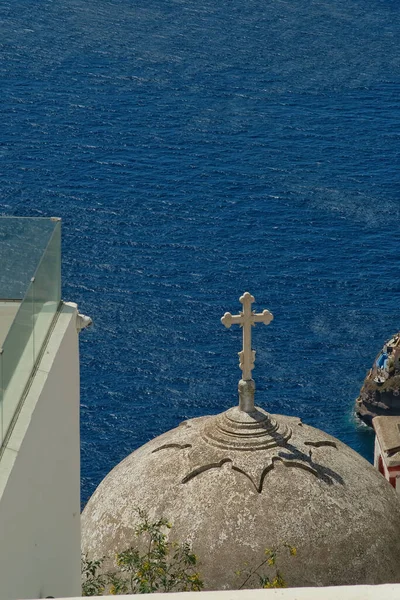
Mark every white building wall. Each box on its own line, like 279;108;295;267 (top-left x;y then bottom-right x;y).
373;436;381;469
0;302;81;600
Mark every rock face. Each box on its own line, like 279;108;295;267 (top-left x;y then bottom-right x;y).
81;404;400;589
356;333;400;426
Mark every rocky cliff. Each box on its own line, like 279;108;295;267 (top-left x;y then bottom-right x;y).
355;333;400;426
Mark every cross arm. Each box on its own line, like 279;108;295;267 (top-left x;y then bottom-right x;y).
221;312;243;329
252;309;274;326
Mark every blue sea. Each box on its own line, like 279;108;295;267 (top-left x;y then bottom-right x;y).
1;0;399;503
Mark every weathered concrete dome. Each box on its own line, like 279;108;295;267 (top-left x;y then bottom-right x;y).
82;294;400;589
82;401;400;589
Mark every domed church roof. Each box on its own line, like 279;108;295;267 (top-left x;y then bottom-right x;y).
82;293;400;589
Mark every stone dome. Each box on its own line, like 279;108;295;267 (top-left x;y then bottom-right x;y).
82;397;400;589
82;294;400;589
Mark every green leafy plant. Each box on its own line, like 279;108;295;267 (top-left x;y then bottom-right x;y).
236;543;296;589
81;555;108;597
82;509;203;596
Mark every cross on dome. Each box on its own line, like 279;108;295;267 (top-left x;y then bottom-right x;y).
221;292;273;381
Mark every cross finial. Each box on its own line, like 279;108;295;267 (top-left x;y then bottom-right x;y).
221;292;273;412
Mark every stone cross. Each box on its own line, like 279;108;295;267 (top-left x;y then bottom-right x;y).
221;292;273;381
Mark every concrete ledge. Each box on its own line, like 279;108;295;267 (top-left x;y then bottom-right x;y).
50;583;400;600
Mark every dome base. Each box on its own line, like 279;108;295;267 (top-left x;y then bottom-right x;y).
202;406;292;451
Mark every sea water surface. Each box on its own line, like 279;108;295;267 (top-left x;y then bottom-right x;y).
1;0;399;503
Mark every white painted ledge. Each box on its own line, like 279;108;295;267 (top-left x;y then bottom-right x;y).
48;583;400;600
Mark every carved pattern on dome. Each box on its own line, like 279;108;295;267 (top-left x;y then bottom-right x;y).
152;443;192;453
180;456;326;493
304;440;337;449
151;413;343;493
178;442;342;493
149;408;345;493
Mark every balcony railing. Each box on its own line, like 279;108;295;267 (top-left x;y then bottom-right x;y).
0;217;61;447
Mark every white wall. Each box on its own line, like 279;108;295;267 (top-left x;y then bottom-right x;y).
56;583;400;600
0;302;81;599
373;435;380;469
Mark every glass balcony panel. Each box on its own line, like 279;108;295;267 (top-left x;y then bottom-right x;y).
0;217;61;445
33;222;61;362
0;217;56;300
1;282;35;441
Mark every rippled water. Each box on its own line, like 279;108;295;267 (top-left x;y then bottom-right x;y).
1;0;399;502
